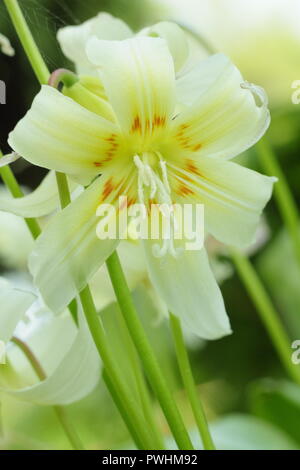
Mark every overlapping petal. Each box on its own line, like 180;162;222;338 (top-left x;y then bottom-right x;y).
86;37;176;151
166;53;270;160
168;156;276;247
0;278;35;342
8;86;123;184
0;171;76;218
57;12;132;75
142;241;231;339
29;166;135;314
139;22;189;72
4;307;101;405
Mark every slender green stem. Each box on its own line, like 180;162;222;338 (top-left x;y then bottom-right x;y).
230;248;300;386
11;336;84;450
169;313;215;450
4;0;49;84
115;307;164;449
102;370;145;450
52;406;84;451
256;138;300;270
55;172;72;209
79;286;155;449
106;251;193;450
0;152;41;239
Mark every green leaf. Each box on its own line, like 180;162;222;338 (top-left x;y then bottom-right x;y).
166;413;298;449
249;379;300;445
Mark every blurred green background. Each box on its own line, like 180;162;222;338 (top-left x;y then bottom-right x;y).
0;0;300;450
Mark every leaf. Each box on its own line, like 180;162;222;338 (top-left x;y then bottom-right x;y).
166;413;298;449
249;379;300;445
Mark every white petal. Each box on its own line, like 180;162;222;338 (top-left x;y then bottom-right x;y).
176;53;230;105
57;13;132;75
0;278;35;342
0;33;15;57
3;307;101;405
86;37;176;147
8;86;122;185
142;242;231;340
0;171;76;218
169;156;276;248
29;175;124;314
139;22;189;72
90;240;147;312
167;53;270;160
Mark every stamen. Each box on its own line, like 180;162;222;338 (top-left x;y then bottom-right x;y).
159;159;171;194
133;154;183;258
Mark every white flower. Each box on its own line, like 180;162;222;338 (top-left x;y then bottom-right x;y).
0;277;101;405
8;33;275;339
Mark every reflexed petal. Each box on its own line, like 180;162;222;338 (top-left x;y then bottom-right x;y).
3;307;101;405
0;171;76;218
142;242;231;340
168;156;276;247
86;37;176;149
166;53;270;160
8;86;123;184
139;22;189;72
57;12;132;75
0;278;35;342
28;170;135;314
176;53;231;105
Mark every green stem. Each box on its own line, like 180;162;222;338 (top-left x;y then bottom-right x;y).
230;248;300;386
169;313;215;450
106;252;193;450
55;172;72;208
0;152;41;239
256;138;300;270
79;286;155;449
115;307;164;449
102;370;145;450
4;0;49;84
11;336;84;450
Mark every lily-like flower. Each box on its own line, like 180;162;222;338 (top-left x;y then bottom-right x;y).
0;277;100;405
8;35;275;339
